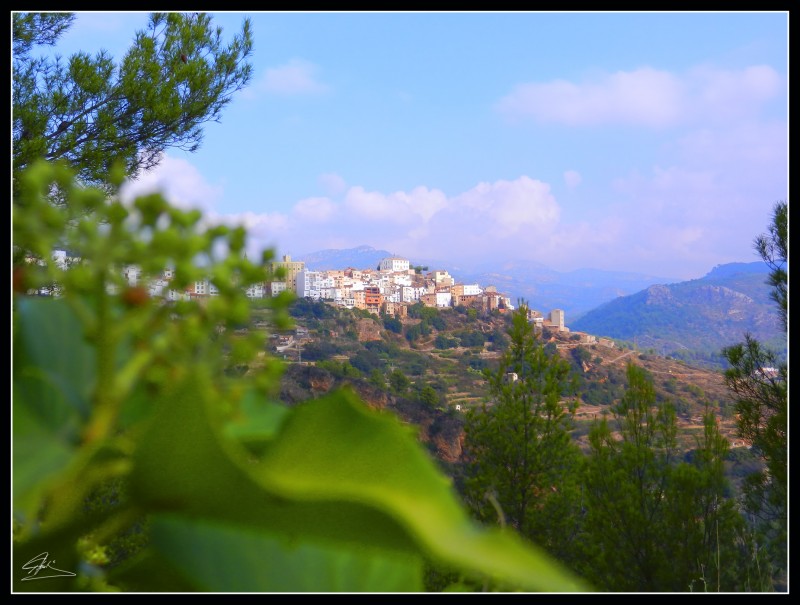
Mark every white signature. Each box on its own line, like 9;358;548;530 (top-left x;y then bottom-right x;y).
21;552;77;582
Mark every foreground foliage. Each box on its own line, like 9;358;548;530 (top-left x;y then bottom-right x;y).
12;161;588;592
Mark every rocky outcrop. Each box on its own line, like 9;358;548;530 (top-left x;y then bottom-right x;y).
280;364;336;403
356;317;383;342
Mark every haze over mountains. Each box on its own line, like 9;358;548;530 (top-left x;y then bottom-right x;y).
571;262;786;365
295;244;679;319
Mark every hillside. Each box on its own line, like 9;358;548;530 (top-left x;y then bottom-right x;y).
570;262;786;368
245;300;759;491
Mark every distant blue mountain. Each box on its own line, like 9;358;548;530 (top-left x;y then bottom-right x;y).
703;262;771;280
570;262;785;366
296;245;395;271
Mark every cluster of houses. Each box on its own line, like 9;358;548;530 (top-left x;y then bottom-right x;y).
30;250;570;330
280;255;514;318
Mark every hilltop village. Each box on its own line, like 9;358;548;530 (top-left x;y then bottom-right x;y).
41;250;575;334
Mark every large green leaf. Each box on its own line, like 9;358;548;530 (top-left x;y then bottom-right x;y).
114;514;422;592
129;370;421;557
129;369;589;592
12;383;77;521
14;297;96;420
254;387;590;592
12;298;91;521
222;391;290;456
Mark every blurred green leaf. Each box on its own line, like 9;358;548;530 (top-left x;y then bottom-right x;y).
255;386;589;592
116;514;422;592
14;298;96;420
222;391;290;455
129;370;420;559
130;369;588;591
13;298;89;521
12;384;77;521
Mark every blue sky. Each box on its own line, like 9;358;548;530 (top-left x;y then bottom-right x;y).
47;11;788;280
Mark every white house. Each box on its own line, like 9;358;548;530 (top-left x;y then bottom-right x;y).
402;285;427;302
379;256;410;273
391;273;412;287
435;291;452;308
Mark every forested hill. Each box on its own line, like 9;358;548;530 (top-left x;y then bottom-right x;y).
570;262;786;366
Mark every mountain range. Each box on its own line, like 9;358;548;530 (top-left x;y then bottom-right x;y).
570;262;786;365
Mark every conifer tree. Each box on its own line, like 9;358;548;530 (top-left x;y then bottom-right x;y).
721;200;788;589
13;12;253;198
581;363;752;591
461;303;583;565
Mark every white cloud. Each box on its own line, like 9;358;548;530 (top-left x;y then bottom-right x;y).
259;58;329;95
117;154;782;282
120;155;222;213
343;186;448;224
676;120;787;169
496;64;782;128
293;196;337;222
217;210;289;235
451;176;559;235
686;64;782;123
206;210;290;261
318;172;347;196
496;67;683;127
606;151;784;278
564;170;582;190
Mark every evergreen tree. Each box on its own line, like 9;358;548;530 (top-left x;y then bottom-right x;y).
581;363;676;590
13;12;253;198
461;303;583;565
388;369;411;394
721;200;787;589
581;364;750;591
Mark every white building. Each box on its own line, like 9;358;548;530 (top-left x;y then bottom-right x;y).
550;308;565;331
148;278;170;298
270;281;287;296
431;270;454;287
379;256;410;273
391;273;412;287
382;283;402;303
123;265;142;286
435;291;452;308
52;249;81;270
193;280;209;296
297;269;323;299
245;282;265;299
402;285;428;302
